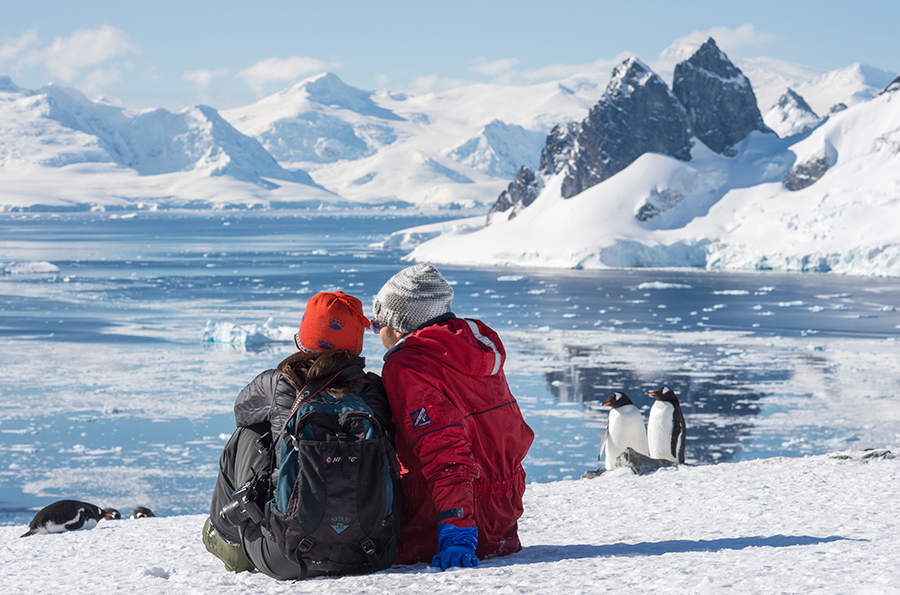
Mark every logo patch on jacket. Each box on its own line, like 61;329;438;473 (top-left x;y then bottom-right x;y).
409;407;432;428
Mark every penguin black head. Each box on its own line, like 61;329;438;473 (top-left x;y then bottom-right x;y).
603;392;634;408
102;508;122;520
649;386;679;403
130;506;155;519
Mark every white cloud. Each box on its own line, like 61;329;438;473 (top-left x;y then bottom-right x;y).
41;25;138;81
236;56;333;95
469;57;519;82
0;29;40;65
654;24;774;72
81;67;122;98
406;74;475;95
183;68;230;91
519;53;632;83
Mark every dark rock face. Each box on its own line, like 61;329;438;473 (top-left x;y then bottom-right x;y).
784;153;831;191
828;103;848;115
881;74;900;95
486;165;544;225
539;122;580;176
582;447;676;478
560;58;693;199
673;38;770;155
616;447;677;475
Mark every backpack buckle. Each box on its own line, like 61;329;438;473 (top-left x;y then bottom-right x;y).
360;538;376;555
297;536;315;553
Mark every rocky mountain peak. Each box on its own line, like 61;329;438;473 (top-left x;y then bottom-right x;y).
559;58;692;199
673;37;770;155
764;88;821;137
539;121;580;176
486;165;544;225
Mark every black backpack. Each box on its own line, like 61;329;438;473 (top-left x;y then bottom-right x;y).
264;374;401;579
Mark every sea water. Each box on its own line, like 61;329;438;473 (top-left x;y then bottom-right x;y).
1;211;899;524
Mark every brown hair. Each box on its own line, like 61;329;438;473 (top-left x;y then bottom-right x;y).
277;350;364;396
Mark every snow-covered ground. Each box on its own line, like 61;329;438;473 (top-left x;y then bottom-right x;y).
3;451;898;594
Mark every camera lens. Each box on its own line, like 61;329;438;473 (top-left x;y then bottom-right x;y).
219;498;249;527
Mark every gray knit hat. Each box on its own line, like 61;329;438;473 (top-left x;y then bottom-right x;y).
373;264;454;334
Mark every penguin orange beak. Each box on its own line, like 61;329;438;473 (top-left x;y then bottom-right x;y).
648;389;661;397
602;396;614;406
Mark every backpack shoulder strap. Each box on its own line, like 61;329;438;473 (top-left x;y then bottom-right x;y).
280;369;345;437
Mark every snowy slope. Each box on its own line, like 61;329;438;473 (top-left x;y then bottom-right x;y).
2;452;898;594
0;78;334;211
406;87;900;277
223;73;600;207
763;88;822;138
737;60;895;116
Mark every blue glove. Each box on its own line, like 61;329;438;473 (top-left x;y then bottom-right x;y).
431;524;479;571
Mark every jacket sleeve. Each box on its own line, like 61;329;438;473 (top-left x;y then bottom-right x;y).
383;356;480;528
233;369;279;428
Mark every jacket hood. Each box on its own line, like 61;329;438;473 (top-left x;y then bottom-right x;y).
393;317;507;377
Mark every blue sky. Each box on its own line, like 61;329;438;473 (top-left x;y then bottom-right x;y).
2;0;898;111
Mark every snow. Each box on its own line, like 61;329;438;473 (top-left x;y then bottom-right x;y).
763;89;822;138
405;89;900;277
3;451;898;594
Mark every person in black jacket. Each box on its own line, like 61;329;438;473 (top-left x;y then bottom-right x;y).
204;291;392;579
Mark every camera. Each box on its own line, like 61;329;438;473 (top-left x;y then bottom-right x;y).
219;478;266;527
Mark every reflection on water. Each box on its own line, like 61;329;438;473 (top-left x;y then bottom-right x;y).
544;352;774;465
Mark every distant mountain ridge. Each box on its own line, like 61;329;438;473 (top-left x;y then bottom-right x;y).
0;80;318;189
0;39;896;214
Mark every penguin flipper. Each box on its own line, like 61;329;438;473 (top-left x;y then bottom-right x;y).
20;528;36;538
598;427;609;461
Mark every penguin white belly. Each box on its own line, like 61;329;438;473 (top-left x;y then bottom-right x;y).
605;406;649;469
648;401;676;461
35;515;98;535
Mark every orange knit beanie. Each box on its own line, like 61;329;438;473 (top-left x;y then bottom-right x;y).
295;291;371;355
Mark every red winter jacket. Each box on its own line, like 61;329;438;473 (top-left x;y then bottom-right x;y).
381;315;534;564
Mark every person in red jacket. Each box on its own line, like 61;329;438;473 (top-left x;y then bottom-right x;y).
372;263;534;570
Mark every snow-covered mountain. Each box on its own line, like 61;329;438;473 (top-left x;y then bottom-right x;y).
402;42;900;277
0;35;897;242
0;77;333;211
222;73;597;207
763;89;822;138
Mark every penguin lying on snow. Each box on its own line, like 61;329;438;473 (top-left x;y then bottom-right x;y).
599;392;650;470
20;500;119;537
103;507;122;520
130;506;155;519
647;386;686;464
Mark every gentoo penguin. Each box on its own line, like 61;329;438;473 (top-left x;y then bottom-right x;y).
599;392;650;470
102;508;122;520
647;386;686;464
20;500;104;537
130;506;155;519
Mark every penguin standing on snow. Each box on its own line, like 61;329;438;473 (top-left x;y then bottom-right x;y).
20;500;106;537
647;386;686;464
599;392;650;470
